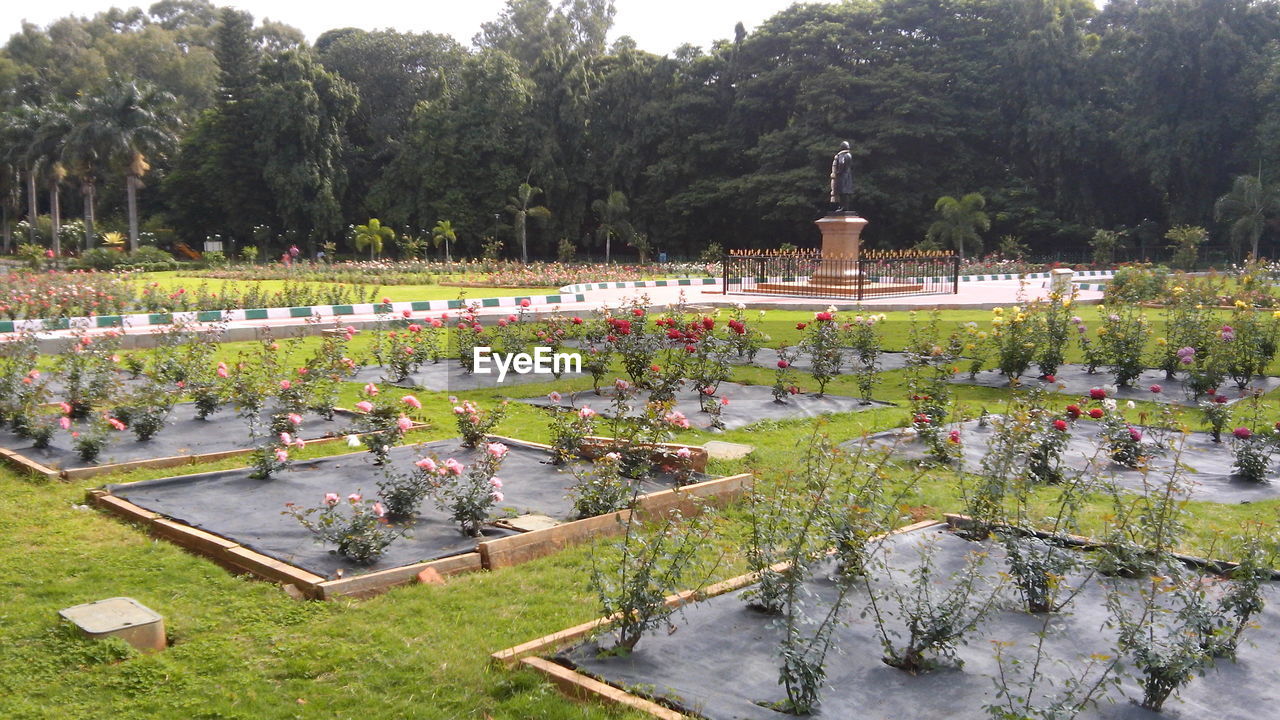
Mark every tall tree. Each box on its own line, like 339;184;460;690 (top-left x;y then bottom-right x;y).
27;103;71;256
68;80;177;250
431;219;457;262
250;49;357;251
353;217;394;260
1214;174;1280;260
591;189;630;263
926;193;990;260
506;182;551;263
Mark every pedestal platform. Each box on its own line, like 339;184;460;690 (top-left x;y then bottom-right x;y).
811;214;867;285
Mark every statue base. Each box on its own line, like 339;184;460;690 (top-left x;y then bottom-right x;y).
811;214;867;285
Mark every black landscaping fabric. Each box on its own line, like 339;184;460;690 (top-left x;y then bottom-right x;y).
565;524;1280;720
741;347;914;374
955;364;1280;406
0;404;350;471
110;439;703;579
847;418;1280;503
350;359;588;392
520;381;892;431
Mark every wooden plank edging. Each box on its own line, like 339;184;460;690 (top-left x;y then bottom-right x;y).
317;552;482;600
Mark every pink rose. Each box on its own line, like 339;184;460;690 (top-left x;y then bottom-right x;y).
355;401;374;413
490;490;505;503
372;502;387;518
520;298;531;307
402;395;422;409
548;391;562;403
279;380;292;390
396;416;414;432
59;417;71;430
288;413;303;425
579;406;597;419
279;432;293;445
486;442;508;458
324;493;340;506
445;458;464;475
348;493;362;503
274;448;289;463
415;457;438;472
676;447;692;459
490;477;503;488
364;383;379;396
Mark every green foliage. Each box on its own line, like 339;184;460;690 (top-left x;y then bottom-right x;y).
926;193;989;260
353;218;395;260
1165;225;1207;271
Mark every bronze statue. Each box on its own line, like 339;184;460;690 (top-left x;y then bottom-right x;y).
829;141;855;213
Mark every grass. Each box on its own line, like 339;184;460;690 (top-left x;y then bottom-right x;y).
138;271;561;304
4;304;1279;718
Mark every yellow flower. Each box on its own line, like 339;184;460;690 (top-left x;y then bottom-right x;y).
992;317;1004;326
1156;337;1167;346
1172;286;1185;295
1235;300;1248;309
1272;311;1280;320
992;307;1004;315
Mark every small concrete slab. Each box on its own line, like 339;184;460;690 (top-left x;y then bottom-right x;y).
702;441;755;460
59;597;165;653
498;514;562;532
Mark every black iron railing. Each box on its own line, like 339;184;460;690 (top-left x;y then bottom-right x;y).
722;249;960;300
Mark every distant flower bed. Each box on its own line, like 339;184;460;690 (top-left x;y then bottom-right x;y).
0;269;382;320
188;260;718;288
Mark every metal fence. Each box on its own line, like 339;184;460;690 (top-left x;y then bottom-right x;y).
722;249;960;300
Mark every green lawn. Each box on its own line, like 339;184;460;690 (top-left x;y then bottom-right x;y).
138;271;561;304
3;305;1278;718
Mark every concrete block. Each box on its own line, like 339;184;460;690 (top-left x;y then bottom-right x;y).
702;441;754;460
59;597;166;653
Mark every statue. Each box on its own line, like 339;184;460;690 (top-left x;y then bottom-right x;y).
829;141;855;213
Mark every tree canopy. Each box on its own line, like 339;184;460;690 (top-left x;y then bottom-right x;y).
5;0;1280;260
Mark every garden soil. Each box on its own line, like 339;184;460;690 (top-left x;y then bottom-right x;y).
0;404;351;471
847;418;1280;503
955;364;1280;405
521;381;892;431
565;524;1280;720
110;439;700;579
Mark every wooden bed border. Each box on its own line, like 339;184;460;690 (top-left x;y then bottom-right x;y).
87;435;753;601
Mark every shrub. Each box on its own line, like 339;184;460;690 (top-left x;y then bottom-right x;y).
1104;264;1168;303
569;452;632;518
287;492;402;563
431;442;507;536
589;503;719;654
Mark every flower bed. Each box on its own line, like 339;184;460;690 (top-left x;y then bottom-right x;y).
495;520;1280;719
90;436;750;599
954;363;1280;405
853;416;1280;503
0;405;405;481
523;381;891;432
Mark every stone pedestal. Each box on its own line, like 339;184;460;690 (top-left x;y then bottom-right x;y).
1050;268;1074;295
811;215;868;286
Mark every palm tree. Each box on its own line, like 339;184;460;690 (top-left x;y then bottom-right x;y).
432;219;456;262
591;190;631;264
1214;174;1280;260
0;104;44;246
354;218;395;260
926;193;990;260
27;104;71;259
506;182;551;264
65;81;177;252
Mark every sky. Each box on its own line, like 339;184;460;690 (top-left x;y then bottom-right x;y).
1;0;826;56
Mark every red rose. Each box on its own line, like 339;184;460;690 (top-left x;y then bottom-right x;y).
1089;388;1106;400
1088;408;1104;419
1044;374;1056;383
1053;419;1068;431
777;360;789;369
796;322;807;330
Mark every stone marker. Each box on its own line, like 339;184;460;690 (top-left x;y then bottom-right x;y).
1050;268;1073;294
500;514;561;532
59;597;166;653
702;440;755;460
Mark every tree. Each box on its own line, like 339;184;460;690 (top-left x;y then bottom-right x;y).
69;80;178;251
1165;225;1207;270
26;103;71;256
1214;174;1280;260
431;219;456;262
0;104;46;246
591;190;630;263
250;50;358;251
926;193;989;260
507;182;551;263
353;218;394;260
